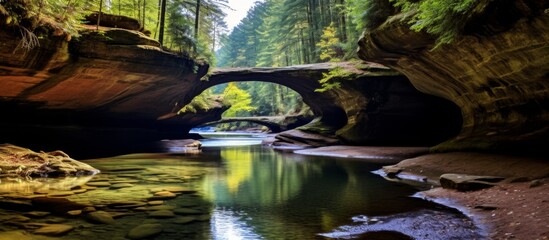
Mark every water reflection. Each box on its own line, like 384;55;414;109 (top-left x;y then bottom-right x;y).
200;144;480;239
0;175;93;196
0;139;482;239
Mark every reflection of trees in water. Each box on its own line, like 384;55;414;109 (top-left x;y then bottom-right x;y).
202;146;322;206
202;146;428;239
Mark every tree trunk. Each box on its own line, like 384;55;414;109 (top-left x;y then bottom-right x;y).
194;0;201;52
339;0;347;42
137;0;141;22
159;0;166;45
212;22;216;51
142;0;146;27
306;0;317;62
97;0;103;31
154;0;160;38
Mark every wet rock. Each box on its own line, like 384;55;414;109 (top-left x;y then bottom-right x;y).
34;224;74;236
82;207;96;213
474;205;498;211
172;216;196;224
173;208;202;215
109;183;134;189
5;215;31;223
146;205;176;211
85;182;111;187
439;174;504;191
151;187;196;194
529;179;543;188
382;166;403;178
178;198;200;207
0;199;33;211
32;197;91;214
358;230;413;240
161;179;183;183
148;210;175;218
148;191;176;200
109;180;140;184
108;201;147;209
0;144;99;177
147;200;164;206
47;191;75;197
108;211;134;219
0;230;37;240
143;177;160;182
66;210;82;216
195;214;211;221
44;217;66;224
85;211;115;224
273;129;341;148
126;223;163;240
72;188;88;194
24;211;51;218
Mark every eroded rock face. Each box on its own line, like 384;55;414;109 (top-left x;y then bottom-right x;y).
358;2;549;152
0;25;211;147
1;20;460;151
201;63;461;146
0;144;98;177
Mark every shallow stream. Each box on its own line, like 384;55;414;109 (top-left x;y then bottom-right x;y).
0;136;484;239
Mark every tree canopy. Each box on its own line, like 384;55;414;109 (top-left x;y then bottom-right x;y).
2;0;491;120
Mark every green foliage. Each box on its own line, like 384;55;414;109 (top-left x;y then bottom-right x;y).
207;82;309;117
390;0;486;46
1;0;92;50
217;0;352;68
315;67;356;92
221;83;256;117
179;89;215;114
317;22;343;62
346;0;394;31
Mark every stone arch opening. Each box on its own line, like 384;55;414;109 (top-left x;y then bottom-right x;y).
181;80;317;134
178;63;351;136
173;62;462;146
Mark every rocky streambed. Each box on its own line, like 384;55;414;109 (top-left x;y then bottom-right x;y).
0;149;213;240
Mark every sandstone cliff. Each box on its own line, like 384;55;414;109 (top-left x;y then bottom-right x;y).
358;1;549;152
0;26;210;138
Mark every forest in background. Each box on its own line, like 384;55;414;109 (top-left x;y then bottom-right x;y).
1;0;488;122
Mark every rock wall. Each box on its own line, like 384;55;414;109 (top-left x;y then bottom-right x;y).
203;63;461;146
1;19;462;154
0;25;213;154
358;4;549;152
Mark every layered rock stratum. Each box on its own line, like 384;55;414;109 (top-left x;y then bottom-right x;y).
358;1;549;152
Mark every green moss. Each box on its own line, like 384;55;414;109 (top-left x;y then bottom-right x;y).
296;118;338;135
431;139;496;153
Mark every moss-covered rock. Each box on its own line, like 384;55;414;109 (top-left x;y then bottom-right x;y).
0;144;98;177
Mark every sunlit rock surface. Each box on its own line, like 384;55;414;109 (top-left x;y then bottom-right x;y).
0;144;98;178
358;2;549;151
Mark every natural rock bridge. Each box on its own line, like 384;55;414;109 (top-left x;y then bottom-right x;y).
196;115;314;133
0;25;461;154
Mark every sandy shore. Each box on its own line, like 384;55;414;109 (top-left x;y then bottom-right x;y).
293;146;549;239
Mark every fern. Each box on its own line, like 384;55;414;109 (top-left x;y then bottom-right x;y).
315;67;357;93
389;0;487;46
